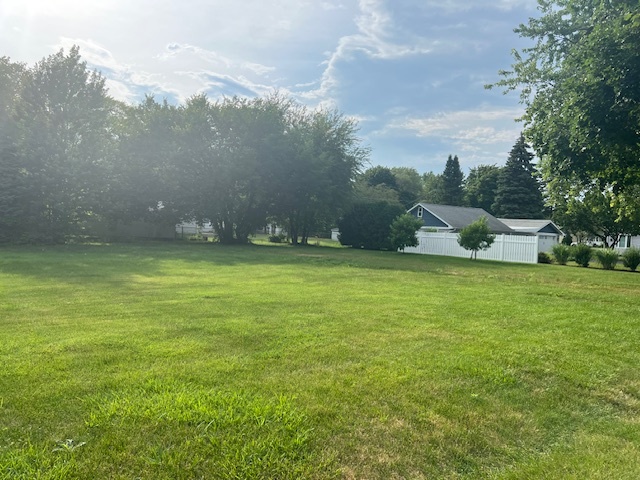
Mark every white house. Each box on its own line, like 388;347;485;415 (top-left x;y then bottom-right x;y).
498;219;564;253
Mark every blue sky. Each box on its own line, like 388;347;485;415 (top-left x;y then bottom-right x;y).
1;0;539;174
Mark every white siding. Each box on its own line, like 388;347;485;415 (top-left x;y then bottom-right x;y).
403;231;539;264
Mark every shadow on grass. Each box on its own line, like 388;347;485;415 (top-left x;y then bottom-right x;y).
0;239;570;289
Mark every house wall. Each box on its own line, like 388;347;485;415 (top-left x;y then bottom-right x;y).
614;235;640;252
537;234;559;253
403;231;539;264
409;206;448;228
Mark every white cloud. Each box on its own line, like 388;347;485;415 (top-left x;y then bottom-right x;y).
394;107;524;138
303;0;436;103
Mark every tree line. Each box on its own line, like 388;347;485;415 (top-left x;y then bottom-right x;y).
0;47;367;245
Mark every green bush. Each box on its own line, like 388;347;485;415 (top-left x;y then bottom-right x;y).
551;244;571;265
622;247;640;272
572;244;593;268
594;249;619;270
538;252;552;264
268;233;286;243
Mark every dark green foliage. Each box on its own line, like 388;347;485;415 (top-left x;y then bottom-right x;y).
0;49;366;245
441;155;464;206
572;244;593;268
338;202;405;250
551;186;640;249
457;216;496;259
594;249;620;270
491;1;640;192
268;233;286;243
391;167;424;209
552;244;571;265
538;252;552;264
362;165;397;189
389;214;423;252
2;47;113;243
422;171;444;204
622;247;640;272
464;164;501;214
492;135;544;218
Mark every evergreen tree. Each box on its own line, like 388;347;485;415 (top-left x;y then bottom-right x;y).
441;155;464;205
492;135;544;219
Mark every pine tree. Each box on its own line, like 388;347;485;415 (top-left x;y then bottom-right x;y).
441;154;464;205
492;135;544;218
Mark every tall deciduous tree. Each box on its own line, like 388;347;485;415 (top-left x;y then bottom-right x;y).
0;58;27;242
391;167;424;209
441;155;464;206
6;47;113;243
492;135;544;218
422;172;444;204
552;184;640;248
464;164;501;214
490;0;640;192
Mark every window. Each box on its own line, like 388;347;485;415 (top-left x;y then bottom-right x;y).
619;235;631;248
417;206;423;218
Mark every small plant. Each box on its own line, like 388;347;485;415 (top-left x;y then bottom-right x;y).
457;217;495;260
53;439;86;452
551;244;571;265
622;247;640;272
538;252;552;264
572;243;593;268
268;233;286;243
594;249;619;270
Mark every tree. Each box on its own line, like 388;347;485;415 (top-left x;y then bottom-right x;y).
102;95;184;232
492;135;544;218
389;214;423;252
490;0;640;192
464;164;501;214
457;217;496;259
0;57;27;242
390;167;424;209
552;185;640;248
274;107;367;245
337;202;405;250
441;155;464;205
422;172;444;204
361;165;397;189
6;47;114;243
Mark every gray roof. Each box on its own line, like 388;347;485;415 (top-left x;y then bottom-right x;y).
412;203;516;234
498;218;564;235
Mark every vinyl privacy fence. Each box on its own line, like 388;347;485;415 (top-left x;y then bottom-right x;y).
403;231;539;264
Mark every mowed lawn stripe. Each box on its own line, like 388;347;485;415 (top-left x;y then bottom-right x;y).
1;243;639;479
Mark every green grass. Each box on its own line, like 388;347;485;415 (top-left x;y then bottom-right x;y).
1;242;640;479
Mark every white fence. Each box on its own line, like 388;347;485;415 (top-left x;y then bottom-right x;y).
403;231;539;264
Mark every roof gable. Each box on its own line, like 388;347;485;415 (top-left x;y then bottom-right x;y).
498;218;564;235
410;203;515;234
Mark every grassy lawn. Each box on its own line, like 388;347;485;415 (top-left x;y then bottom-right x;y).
1;242;640;479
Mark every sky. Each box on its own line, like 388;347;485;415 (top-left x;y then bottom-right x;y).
1;0;540;175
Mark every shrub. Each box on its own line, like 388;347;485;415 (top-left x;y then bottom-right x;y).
538;252;552;264
389;214;423;252
552;244;571;265
572;244;593;268
622;247;640;272
594;249;619;270
268;233;286;243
